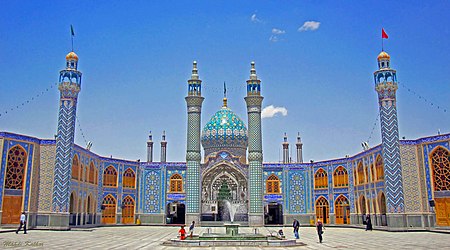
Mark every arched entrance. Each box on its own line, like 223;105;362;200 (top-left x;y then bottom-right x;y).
335;195;350;224
122;196;135;224
265;203;283;225
379;192;387;226
101;195;116;224
1;145;27;225
359;195;367;223
201;163;248;222
315;196;329;224
166;202;185;224
69;192;76;225
430;147;450;226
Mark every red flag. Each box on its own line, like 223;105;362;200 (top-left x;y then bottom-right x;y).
382;28;389;39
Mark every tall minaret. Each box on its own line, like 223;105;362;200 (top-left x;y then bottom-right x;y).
296;132;303;163
160;131;167;162
374;51;405;215
147;131;153;162
282;133;289;163
52;51;82;220
245;61;264;226
185;61;204;224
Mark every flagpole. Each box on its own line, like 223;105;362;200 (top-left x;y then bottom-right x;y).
382;37;384;51
71;35;74;52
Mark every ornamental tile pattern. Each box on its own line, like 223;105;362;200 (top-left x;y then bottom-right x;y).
143;170;161;213
400;144;422;213
37;145;56;212
288;171;305;213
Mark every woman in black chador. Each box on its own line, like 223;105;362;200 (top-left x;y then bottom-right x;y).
365;214;373;231
316;219;324;243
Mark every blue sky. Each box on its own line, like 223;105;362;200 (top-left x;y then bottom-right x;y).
1;1;449;163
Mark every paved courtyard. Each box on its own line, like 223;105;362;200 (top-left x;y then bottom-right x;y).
1;226;449;249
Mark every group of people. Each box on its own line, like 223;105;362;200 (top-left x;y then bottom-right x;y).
293;219;324;243
178;221;195;240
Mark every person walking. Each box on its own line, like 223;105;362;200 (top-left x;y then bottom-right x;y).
16;212;27;234
365;214;373;231
316;219;324;243
188;221;195;238
292;218;300;239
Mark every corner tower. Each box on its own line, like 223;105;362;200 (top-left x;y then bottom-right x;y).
185;61;204;224
52;51;82;227
245;62;264;226
374;51;405;223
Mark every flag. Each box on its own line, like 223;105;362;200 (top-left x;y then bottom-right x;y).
382;28;388;39
71;25;75;37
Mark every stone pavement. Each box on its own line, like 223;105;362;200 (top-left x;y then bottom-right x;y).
1;226;450;249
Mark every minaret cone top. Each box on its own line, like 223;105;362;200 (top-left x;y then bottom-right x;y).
191;61;199;80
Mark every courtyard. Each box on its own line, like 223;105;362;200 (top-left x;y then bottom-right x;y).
1;226;449;249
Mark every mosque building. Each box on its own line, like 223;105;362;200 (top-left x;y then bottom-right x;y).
0;49;449;231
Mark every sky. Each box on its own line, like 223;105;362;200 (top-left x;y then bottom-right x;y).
1;1;449;163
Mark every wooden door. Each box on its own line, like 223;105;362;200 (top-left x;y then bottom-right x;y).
435;198;450;226
122;205;134;224
2;196;23;224
101;205;116;224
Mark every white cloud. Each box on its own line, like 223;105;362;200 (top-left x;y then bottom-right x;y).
298;21;321;32
261;105;288;118
269;35;279;42
272;28;285;34
251;13;262;23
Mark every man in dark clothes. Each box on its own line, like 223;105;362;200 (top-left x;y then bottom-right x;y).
292;219;300;239
365;214;373;231
316;219;324;243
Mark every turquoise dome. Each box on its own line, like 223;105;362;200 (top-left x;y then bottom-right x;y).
201;107;248;156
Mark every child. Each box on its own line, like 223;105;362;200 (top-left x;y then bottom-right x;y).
189;221;195;238
178;225;186;240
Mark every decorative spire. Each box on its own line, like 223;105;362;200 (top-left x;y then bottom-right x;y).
250;61;257;80
297;132;301;143
162;130;166;141
283;132;288;143
148;131;153;141
191;61;199;80
223;81;228;108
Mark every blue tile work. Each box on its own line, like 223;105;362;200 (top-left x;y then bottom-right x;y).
0;139;35;210
143;169;162;213
287;171;306;214
263;169;283;205
422;141;450;201
166;168;186;203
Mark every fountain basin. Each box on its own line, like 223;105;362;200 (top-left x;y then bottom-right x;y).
224;223;239;236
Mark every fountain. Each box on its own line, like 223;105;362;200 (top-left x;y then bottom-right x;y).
223;200;240;236
164;200;301;247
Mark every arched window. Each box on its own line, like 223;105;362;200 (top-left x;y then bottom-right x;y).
431;147;450;191
89;162;95;184
315;196;329;224
371;163;376;182
375;156;384;181
5;145;27;189
122;196;135;224
364;166;369;183
266;174;281;194
359;195;367;215
123;168;136;189
170;174;183;193
71;155;80;180
333;166;348;187
101;195;116;224
357;162;365;184
103;166;118;187
83;164;88;182
314;168;328;189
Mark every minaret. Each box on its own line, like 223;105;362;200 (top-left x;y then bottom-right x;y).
296;132;303;163
185;61;204;224
147;131;153;162
52;51;82;222
245;61;264;226
282;133;289;163
160;131;167;163
374;51;405;215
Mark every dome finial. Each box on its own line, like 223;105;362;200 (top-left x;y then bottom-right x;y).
223;81;228;108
